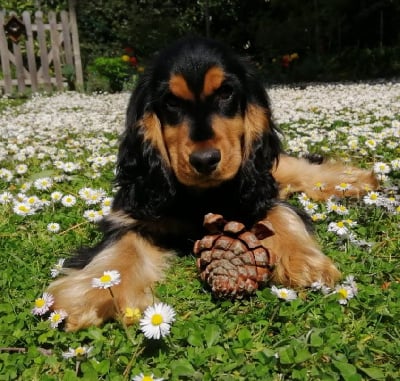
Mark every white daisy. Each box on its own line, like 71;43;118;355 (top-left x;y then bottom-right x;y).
271;285;297;301
92;270;121;289
47;222;61;233
373;162;391;174
34;177;53;191
50;258;65;278
49;310;68;328
13;202;34;216
328;221;349;237
132;373;164;381
50;191;63;202
61;194;77;207
0;191;13;204
32;292;54;315
335;284;355;305
62;345;93;359
83;209;103;222
15;164;28;174
140;303;176;340
363;191;381;205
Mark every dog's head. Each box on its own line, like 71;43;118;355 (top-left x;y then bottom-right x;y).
115;37;281;219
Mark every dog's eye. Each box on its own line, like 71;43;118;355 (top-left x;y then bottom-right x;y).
164;94;181;109
216;84;234;101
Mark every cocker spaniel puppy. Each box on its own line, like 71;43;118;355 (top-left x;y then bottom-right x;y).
47;37;378;331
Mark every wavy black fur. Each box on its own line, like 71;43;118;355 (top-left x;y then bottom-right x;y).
67;37;307;268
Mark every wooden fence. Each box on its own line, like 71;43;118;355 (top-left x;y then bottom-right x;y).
0;10;83;94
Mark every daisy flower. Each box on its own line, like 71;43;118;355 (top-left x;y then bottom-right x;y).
311;213;327;222
373;162;391;174
32;293;54;315
303;201;318;215
92;270;121;289
15;164;28;174
335;182;353;193
365;139;377;150
390;158;400;170
313;181;326;191
51;258;65;278
0;191;13;204
363;191;381;205
61;194;77;207
140;303;176;340
0;168;13;182
47;222;61;233
335;284;355;305
132;373;163;381
62;345;93;359
13;202;34;216
50;191;63;202
271;285;297;301
49;310;68;328
83;209;103;222
34;177;53;191
328;221;349;237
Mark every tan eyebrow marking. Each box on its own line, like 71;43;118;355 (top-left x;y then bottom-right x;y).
169;74;195;101
202;66;225;98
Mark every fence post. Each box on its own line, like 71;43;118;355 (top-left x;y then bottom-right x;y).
68;0;83;90
0;11;13;94
22;11;38;92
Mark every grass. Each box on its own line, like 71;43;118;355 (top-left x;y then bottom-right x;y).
0;84;399;380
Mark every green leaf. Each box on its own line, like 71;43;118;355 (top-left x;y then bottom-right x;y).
204;324;221;348
310;331;324;347
188;330;203;347
332;361;362;381
170;359;195;377
278;346;295;364
294;348;312;363
358;367;386;380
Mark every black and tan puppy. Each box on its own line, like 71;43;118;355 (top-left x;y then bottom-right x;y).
48;37;377;331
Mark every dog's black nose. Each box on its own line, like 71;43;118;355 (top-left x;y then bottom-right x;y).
189;148;221;174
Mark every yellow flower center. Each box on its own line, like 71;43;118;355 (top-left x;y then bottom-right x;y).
142;376;154;381
52;313;61;322
100;274;112;283
35;298;45;308
337;221;345;228
371;193;378;200
279;291;288;299
75;347;85;356
151;313;163;326
338;288;348;299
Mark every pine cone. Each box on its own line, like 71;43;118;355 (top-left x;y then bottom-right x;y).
193;213;276;299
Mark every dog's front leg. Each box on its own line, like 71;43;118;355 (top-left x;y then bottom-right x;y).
47;231;172;331
259;203;341;287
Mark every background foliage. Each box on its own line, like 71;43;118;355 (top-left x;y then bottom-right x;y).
1;0;400;84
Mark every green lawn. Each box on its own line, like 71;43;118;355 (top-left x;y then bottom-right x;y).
0;84;399;380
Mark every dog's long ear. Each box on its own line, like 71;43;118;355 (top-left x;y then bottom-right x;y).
113;75;176;219
237;69;282;223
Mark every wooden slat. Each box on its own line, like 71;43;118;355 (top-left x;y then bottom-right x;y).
22;11;38;92
60;10;73;67
68;2;83;88
48;11;63;90
12;41;26;92
35;10;52;91
0;11;13;94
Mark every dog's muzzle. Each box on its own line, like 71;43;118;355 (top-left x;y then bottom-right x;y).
189;148;221;174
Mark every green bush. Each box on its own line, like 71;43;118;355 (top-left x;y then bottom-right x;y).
87;57;130;93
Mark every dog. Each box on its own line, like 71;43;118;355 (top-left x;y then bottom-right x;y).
47;37;378;331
